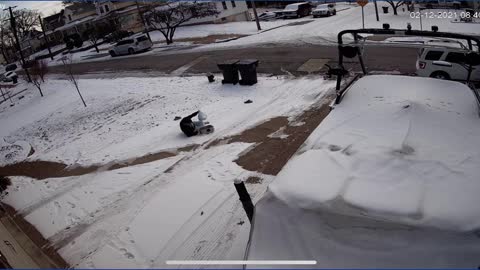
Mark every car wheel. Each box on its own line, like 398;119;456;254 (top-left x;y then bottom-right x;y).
327;11;331;16
333;10;336;15
128;48;135;55
430;71;450;80
109;50;116;57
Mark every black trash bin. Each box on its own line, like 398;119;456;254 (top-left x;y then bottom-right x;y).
217;59;239;84
382;6;389;13
12;76;18;84
236;59;259;86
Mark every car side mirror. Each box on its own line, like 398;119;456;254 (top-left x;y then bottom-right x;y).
432;61;453;67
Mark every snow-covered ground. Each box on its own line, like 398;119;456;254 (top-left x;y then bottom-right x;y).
0;74;335;267
204;4;480;49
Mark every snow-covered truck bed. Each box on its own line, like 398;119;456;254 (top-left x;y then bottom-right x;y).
246;75;480;268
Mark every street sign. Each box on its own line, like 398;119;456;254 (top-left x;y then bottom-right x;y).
357;0;369;7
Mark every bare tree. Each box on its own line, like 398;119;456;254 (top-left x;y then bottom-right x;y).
143;2;220;45
61;56;87;107
12;9;40;40
385;0;405;15
29;60;49;97
87;28;102;53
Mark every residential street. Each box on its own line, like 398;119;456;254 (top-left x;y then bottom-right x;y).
48;44;419;77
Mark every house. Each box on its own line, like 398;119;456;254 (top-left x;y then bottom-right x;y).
19;29;44;57
184;1;251;25
94;1;146;34
42;10;65;45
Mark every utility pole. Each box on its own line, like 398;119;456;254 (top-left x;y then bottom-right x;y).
250;0;261;31
374;0;379;21
5;6;31;82
38;15;53;60
361;6;365;28
136;1;151;42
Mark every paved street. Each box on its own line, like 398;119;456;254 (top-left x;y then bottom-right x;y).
48;44;420;77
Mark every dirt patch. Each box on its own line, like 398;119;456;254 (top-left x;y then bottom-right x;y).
245;176;262;184
0;203;69;268
207;117;289;148
211;95;334;176
0;144;198;180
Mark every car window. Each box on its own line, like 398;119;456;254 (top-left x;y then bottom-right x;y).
116;39;134;46
424;50;444;61
445;52;466;64
285;5;298;10
136;36;149;42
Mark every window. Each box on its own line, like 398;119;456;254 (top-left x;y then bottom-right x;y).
424;50;443;61
231;1;236;8
100;6;104;14
222;1;228;10
116;39;134;46
105;4;110;12
136;36;149;42
445;52;466;64
68;14;72;21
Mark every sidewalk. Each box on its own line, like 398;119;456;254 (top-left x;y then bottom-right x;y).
0;204;68;268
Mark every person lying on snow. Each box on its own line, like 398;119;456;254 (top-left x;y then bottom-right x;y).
180;110;214;137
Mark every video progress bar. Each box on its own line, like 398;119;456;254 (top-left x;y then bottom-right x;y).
166;260;317;265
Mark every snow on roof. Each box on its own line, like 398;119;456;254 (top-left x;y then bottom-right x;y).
55;15;96;31
286;2;310;7
268;75;480;232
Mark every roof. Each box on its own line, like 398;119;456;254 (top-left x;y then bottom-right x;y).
43;10;64;23
64;2;96;13
285;2;310;7
247;75;480;267
55;15;96;31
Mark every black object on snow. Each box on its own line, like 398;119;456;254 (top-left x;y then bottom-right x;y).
207;73;215;83
234;181;254;223
244;99;253;104
180;111;199;137
217;59;239;84
237;59;259;86
174;116;181;121
382;6;389;13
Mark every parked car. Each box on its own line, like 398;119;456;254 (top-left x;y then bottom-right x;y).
109;35;153;57
255;11;278;21
277;2;312;19
5;63;17;72
2;71;18;82
312;3;336;17
416;46;480;81
246;75;480;268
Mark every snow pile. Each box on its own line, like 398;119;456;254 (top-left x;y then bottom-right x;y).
271;75;480;231
0;139;32;166
247;75;480;267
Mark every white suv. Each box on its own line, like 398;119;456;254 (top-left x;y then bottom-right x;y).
416;47;479;82
312;3;336;17
109;35;153;57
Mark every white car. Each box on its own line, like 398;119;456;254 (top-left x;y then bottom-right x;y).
416;46;480;82
312;3;336;17
2;71;18;82
246;75;480;268
109;35;152;57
